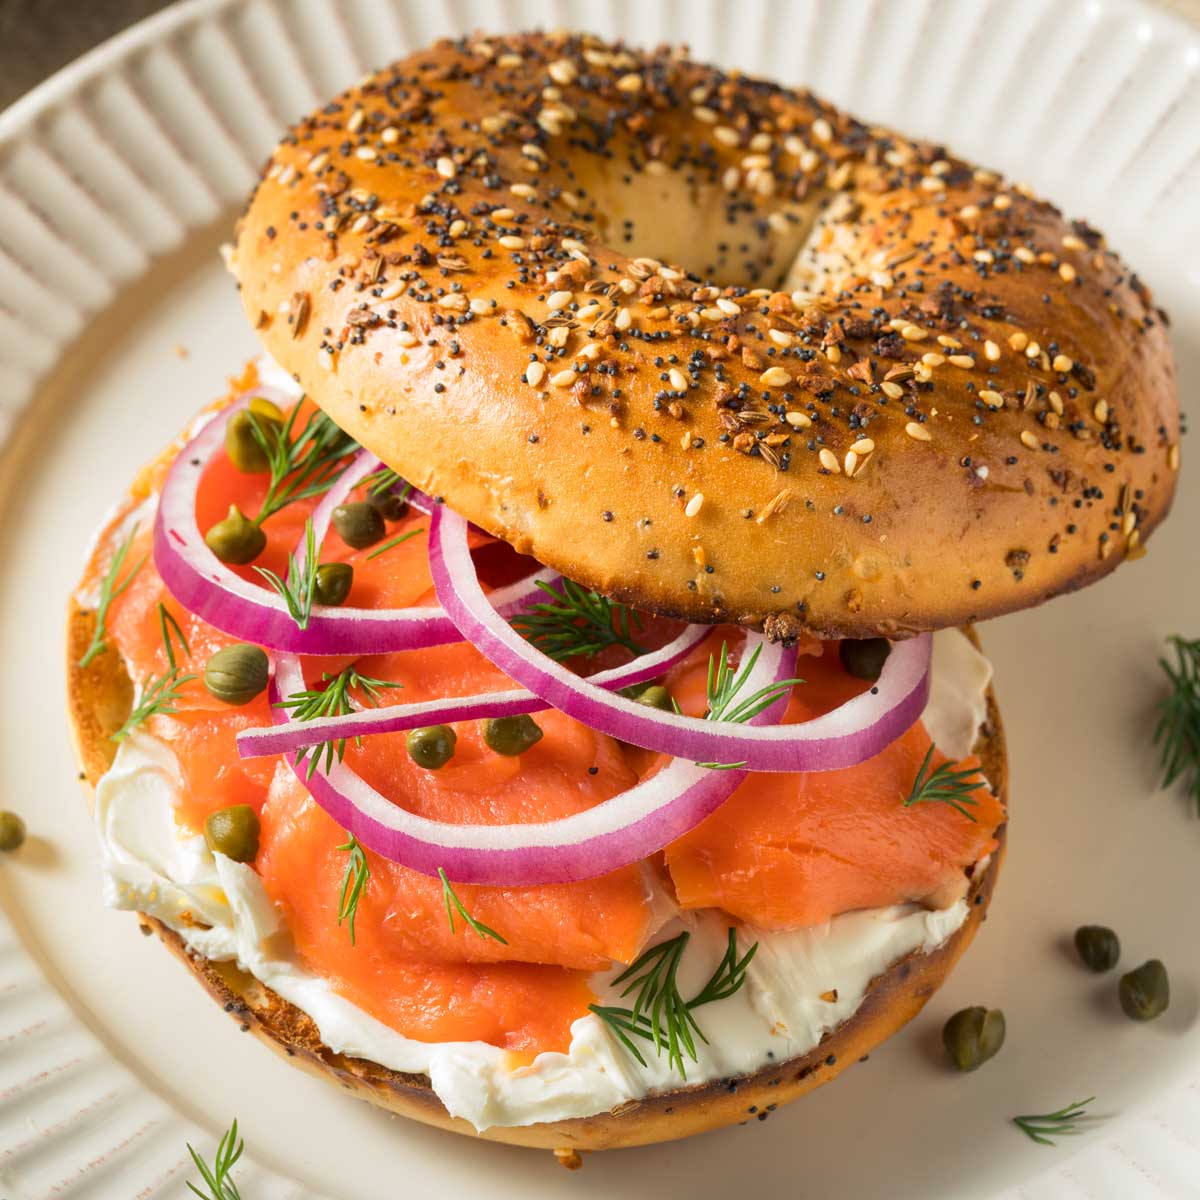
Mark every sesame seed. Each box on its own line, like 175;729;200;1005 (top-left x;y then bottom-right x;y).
396;330;418;348
498;235;526;250
1020;430;1040;450
921;352;946;367
526;361;546;387
1048;391;1064;415
979;390;1004;409
973;250;994;265
469;298;491;315
616;72;643;92
355;145;378;161
937;335;963;349
346;108;365;133
768;328;794;347
378;280;405;301
509;182;537;199
381;127;399;145
308;150;329;172
550;369;576;388
1093;399;1109;423
1122;510;1137;536
1025;342;1042;359
546;290;573;310
1008;331;1029;351
785;410;812;428
714;126;741;147
614;308;632;331
693;105;718;123
984;340;1001;361
812;117;833;143
905;421;932;442
760;367;792;388
435;156;457;179
900;324;928;341
1168;443;1180;470
1013;246;1036;264
318;348;335;371
547;58;578;85
850;438;875;455
685;493;704;517
880;381;905;400
1053;354;1073;373
1062;234;1086;251
843;450;859;476
669;368;688;391
819;447;841;473
437;294;467;311
993;194;1012;210
1059;262;1077;282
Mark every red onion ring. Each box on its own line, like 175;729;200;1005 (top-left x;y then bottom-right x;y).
234;621;710;759
152;398;555;655
269;636;794;884
429;505;932;772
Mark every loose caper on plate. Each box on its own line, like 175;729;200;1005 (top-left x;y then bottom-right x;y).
407;725;457;769
0;811;26;852
1074;925;1121;972
203;804;260;863
313;562;354;607
205;504;267;565
1119;959;1170;1022
942;1006;1006;1071
482;714;544;756
367;487;409;522
634;684;675;712
332;501;386;550
204;643;269;706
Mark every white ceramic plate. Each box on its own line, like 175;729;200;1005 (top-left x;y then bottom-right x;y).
1;1;1197;1196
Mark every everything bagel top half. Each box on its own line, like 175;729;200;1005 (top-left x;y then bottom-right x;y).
232;30;1180;640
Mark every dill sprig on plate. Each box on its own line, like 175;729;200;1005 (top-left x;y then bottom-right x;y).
903;745;983;821
78;522;146;668
274;663;401;778
1012;1097;1097;1146
589;927;758;1078
366;526;425;561
336;835;370;945
511;577;647;662
249;405;358;526
186;1118;244;1200
696;642;804;770
112;603;197;742
253;519;320;631
1153;635;1200;813
438;869;508;944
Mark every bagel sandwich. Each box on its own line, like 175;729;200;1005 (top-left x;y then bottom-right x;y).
66;29;1176;1156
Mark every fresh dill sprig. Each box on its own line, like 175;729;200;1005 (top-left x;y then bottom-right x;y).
1012;1097;1097;1146
904;745;983;821
249;405;358;525
438;868;508;944
511;578;647;662
112;603;196;742
78;523;146;668
362;465;403;497
253;519;320;630
275;664;401;777
1153;635;1200;813
696;643;804;769
366;526;425;561
589;927;758;1077
336;836;370;945
186;1118;244;1199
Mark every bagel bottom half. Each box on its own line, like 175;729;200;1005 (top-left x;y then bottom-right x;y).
67;583;1006;1153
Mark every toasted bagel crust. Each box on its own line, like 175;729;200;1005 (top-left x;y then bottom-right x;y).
67;497;1006;1150
234;30;1177;640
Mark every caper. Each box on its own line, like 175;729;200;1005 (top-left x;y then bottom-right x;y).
407;725;457;769
942;1006;1006;1072
482;714;544;756
1119;959;1170;1022
313;562;353;607
1074;925;1120;973
839;637;891;681
635;685;675;712
205;504;267;565
224;402;283;473
0;811;26;852
367;487;410;522
332;501;385;550
203;804;260;863
204;643;269;706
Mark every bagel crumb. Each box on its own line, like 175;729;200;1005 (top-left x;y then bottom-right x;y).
554;1148;584;1170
